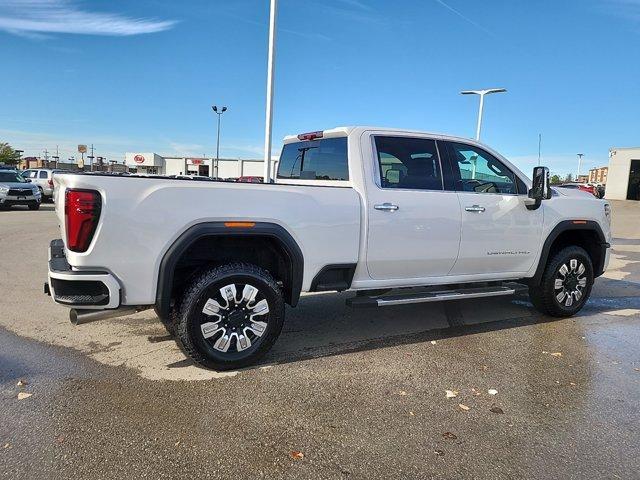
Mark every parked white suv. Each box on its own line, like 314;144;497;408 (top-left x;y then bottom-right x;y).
0;169;41;210
21;169;65;200
45;127;611;370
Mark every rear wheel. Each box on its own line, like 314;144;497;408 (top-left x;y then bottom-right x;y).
529;246;594;317
176;263;285;370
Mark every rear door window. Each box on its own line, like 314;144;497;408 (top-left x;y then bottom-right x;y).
39;171;48;179
277;137;348;181
374;136;443;191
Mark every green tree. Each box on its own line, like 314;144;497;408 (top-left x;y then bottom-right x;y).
565;173;574;183
0;143;21;166
550;174;561;185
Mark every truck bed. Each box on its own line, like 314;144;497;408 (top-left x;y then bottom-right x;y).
54;173;361;305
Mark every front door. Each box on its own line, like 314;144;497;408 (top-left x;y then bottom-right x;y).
443;141;543;276
366;136;462;280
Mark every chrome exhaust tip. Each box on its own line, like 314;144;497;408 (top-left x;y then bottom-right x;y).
70;306;150;325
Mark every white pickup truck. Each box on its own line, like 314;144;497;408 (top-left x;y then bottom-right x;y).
46;127;612;370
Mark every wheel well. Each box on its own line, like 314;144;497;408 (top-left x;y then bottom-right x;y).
529;223;608;286
547;230;603;271
170;235;295;306
156;223;304;320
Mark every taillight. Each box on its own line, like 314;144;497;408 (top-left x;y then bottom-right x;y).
297;131;323;141
65;189;101;252
48;178;53;187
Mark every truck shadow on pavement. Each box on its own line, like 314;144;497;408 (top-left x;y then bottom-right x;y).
251;276;640;368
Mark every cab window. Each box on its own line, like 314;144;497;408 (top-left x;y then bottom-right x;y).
446;142;520;195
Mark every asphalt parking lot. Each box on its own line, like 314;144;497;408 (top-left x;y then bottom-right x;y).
1;201;639;479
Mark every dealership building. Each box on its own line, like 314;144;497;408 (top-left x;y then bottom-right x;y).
605;147;640;201
125;153;278;179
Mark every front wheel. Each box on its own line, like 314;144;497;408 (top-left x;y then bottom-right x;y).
176;263;285;370
28;203;40;211
529;246;594;317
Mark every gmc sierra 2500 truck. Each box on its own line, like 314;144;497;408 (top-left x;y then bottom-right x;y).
46;127;612;370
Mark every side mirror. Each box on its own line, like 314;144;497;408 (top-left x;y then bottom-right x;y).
527;166;551;210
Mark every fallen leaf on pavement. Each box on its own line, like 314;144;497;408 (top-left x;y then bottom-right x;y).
397;390;408;396
409;411;415;416
570;382;577;386
442;432;457;440
635;368;640;372
550;352;562;357
471;388;481;396
445;390;458;398
290;451;304;460
3;443;10;449
488;389;498;396
434;449;445;456
490;407;504;414
17;392;32;400
16;380;27;387
430;340;437;345
55;436;65;444
458;404;470;411
174;441;180;447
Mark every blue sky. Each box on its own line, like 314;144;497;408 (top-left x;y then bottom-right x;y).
1;0;639;176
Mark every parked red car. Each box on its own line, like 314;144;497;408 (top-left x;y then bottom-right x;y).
557;183;597;196
236;176;263;183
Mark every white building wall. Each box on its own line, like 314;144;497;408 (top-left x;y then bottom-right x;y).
606;147;639;200
165;158;186;176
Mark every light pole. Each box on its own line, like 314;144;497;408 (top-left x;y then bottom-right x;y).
263;0;278;183
460;88;507;140
212;105;227;162
577;153;584;180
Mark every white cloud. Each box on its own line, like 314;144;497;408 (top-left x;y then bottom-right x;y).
0;0;176;37
433;0;495;37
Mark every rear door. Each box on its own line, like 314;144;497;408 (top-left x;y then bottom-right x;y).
365;135;462;280
442;141;543;275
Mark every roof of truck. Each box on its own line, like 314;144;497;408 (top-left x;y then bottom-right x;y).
282;126;479;146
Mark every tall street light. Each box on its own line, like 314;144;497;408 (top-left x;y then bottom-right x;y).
460;88;507;141
263;0;278;183
577;153;584;180
212;105;228;162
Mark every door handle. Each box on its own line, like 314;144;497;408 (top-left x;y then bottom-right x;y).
374;203;399;212
465;205;485;213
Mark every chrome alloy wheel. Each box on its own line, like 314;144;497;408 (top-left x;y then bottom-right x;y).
553;258;588;308
199;283;270;353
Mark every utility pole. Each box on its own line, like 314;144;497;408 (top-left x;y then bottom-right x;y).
263;0;278;183
538;134;542;166
87;144;95;171
43;149;50;161
53;145;59;167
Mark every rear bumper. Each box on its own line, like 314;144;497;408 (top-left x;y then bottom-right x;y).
46;239;121;310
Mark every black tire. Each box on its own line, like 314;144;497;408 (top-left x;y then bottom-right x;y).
175;263;285;370
28;203;40;211
529;246;594;317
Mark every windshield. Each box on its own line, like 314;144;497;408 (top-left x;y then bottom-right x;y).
0;171;26;183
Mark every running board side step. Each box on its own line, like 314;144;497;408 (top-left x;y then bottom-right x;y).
346;284;525;308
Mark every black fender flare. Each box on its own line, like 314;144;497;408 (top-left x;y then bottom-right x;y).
531;220;609;285
155;222;304;320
